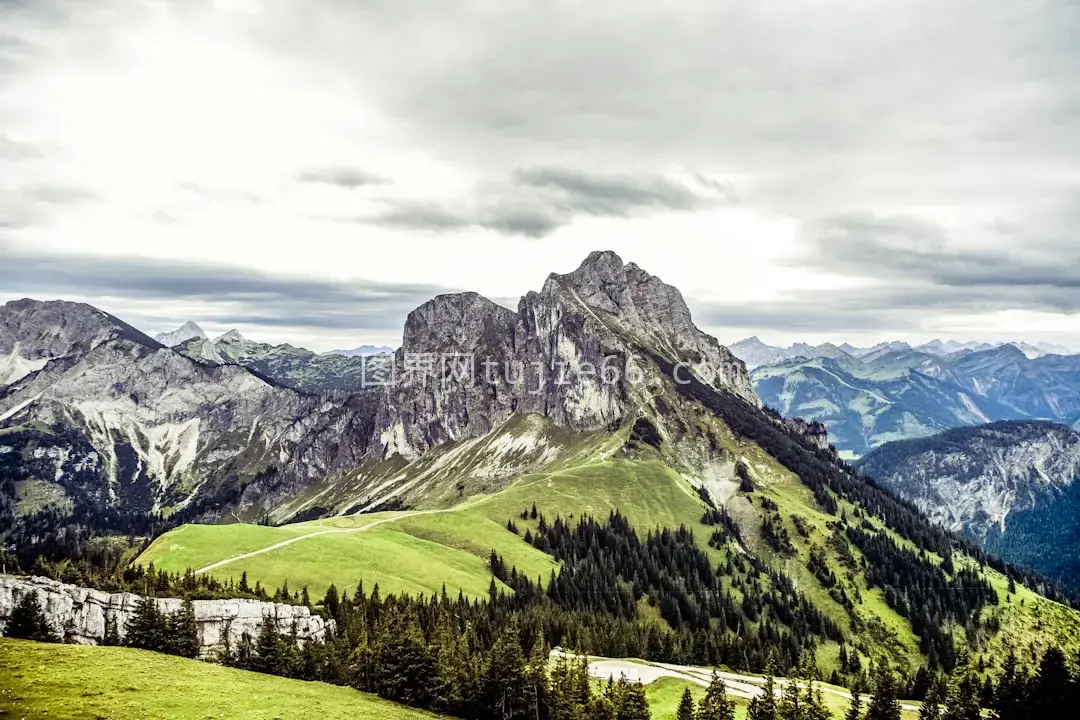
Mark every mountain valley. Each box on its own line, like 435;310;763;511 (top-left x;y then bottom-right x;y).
3;252;1080;719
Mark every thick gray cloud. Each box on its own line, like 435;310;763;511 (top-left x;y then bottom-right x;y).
512;167;735;215
364;167;730;237
297;166;389;189
0;242;451;332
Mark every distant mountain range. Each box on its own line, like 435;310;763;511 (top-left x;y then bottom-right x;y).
323;345;395;357
730;336;1074;370
151;323;392;394
734;340;1080;457
857;420;1080;591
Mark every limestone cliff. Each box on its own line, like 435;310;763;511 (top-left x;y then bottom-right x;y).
0;574;332;656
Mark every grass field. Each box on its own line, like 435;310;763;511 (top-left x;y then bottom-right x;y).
0;639;438;720
138;456;707;600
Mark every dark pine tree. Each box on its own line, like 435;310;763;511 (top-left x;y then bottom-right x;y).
3;591;58;643
677;687;695;720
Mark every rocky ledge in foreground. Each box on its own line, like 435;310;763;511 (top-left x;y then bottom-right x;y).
0;574;333;655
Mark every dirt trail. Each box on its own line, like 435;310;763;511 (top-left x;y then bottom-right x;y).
193;459;605;575
553;652;920;712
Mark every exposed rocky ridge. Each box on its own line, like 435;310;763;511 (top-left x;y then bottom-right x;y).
378;251;758;460
857;420;1080;589
0;298;162;386
0;299;382;540
0;574;331;654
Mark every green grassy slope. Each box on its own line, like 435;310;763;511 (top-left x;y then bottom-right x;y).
139;444;706;600
0;639;438;720
138;409;1080;676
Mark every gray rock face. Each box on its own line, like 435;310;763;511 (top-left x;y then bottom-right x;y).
0;298;162;385
0;574;332;655
0;298;380;527
378;251;759;459
784;418;831;451
858;421;1080;538
857;420;1080;589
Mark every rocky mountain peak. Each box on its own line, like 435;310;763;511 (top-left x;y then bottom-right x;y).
380;251;759;460
402;292;517;352
1;299;162;386
216;329;247;344
154;321;207;348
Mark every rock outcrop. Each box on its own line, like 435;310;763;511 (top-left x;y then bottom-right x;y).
784;418;831;452
378;251;759;459
0;574;332;655
857;420;1080;590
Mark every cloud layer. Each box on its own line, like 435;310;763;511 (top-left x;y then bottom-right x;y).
1;0;1078;348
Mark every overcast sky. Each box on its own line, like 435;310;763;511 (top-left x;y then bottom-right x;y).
1;0;1078;351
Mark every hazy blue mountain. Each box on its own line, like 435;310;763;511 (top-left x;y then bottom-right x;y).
324;345;395;357
729;336;852;369
750;346;1080;456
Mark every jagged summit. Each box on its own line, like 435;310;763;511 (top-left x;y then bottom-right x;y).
403;292;516;352
216;329;247;344
154;321;207;347
379;251;759;459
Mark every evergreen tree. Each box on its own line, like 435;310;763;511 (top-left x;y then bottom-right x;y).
373;611;436;709
103;611;121;646
167;597;199;658
865;665;901;720
919;678;944;720
1031;646;1071;719
483;623;530;720
523;635;550;720
845;689;863;720
677;688;696;720
323;585;340;626
992;654;1025;720
3;591;58;643
431;613;477;716
125;595;165;652
778;671;803;720
234;630;255;671
253;616;284;676
697;673;736;720
614;680;650;720
748;666;778;720
942;670;980;720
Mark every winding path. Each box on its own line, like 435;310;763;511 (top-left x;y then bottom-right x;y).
193;459;607;575
553;651;921;712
